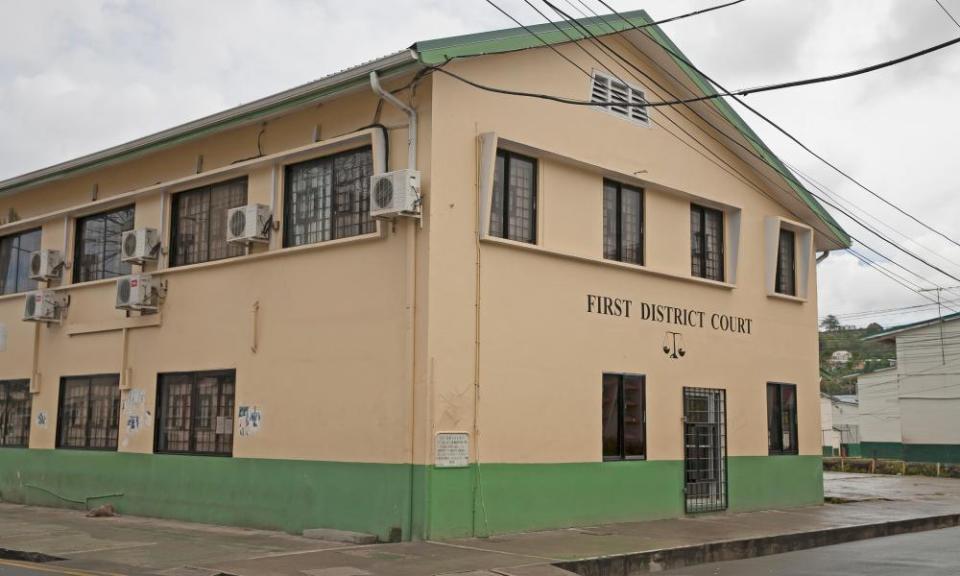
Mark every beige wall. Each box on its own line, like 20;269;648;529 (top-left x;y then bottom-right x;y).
0;38;827;469
426;43;822;464
0;75;430;464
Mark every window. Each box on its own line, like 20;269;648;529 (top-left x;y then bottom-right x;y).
156;370;235;456
767;383;798;455
56;375;121;450
491;150;537;244
0;228;41;295
170;178;247;267
602;373;645;460
775;228;796;296
283;147;375;247
73;206;135;283
690;204;724;281
0;380;31;447
603;180;644;265
590;71;649;125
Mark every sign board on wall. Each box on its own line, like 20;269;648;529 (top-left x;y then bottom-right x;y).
435;432;470;468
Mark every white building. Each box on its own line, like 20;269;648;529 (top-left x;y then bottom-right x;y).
829;350;852;367
860;314;960;462
820;392;859;456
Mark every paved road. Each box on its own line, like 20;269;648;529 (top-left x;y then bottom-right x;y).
664;526;960;575
0;559;125;576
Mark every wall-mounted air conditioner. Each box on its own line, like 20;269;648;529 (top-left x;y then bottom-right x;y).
116;274;162;312
23;290;68;323
121;228;161;264
369;169;421;218
226;204;271;244
29;249;64;281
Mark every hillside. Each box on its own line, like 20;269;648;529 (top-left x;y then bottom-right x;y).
819;317;895;395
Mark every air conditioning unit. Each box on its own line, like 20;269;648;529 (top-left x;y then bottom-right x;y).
29;249;64;281
369;169;421;218
121;228;161;264
226;204;271;244
23;290;68;323
116;274;161;312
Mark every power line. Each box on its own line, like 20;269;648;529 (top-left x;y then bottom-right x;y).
935;0;960;30
632;35;960;107
591;0;960;254
474;1;959;309
539;0;960;287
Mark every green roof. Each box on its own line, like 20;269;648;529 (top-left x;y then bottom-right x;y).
863;311;960;341
412;9;850;248
0;7;852;248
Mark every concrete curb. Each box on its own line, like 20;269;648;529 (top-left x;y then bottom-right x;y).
553;513;960;575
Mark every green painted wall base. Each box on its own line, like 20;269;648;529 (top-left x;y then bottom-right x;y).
860;442;904;460
0;449;413;541
851;442;960;463
424;455;823;538
0;450;824;541
904;444;960;464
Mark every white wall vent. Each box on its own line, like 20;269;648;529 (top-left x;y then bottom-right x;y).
23;290;68;323
226;204;272;244
29;249;64;281
121;228;161;264
369;169;421;218
590;71;649;126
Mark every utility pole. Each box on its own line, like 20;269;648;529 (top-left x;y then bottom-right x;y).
918;287;957;365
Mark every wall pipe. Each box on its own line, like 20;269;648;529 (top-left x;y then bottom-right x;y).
369;72;416;170
370;70;420;540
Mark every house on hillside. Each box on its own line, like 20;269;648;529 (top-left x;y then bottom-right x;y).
0;10;850;540
860;313;960;462
829;350;852;366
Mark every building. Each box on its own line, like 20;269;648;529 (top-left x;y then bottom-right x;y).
829;350;852;367
859;313;960;462
0;10;850;540
820;392;859;456
856;367;901;459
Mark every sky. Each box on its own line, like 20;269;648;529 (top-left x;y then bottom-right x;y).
1;0;959;330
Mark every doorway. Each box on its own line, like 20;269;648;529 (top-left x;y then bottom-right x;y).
683;387;727;513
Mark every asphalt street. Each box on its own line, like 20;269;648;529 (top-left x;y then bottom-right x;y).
663;526;960;575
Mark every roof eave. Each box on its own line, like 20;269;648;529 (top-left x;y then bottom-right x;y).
0;49;420;197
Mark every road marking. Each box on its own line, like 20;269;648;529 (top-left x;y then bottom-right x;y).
0;558;127;576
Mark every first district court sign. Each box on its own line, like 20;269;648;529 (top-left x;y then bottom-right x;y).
435;432;470;468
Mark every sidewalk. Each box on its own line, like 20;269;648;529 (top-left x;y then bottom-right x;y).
1;472;959;576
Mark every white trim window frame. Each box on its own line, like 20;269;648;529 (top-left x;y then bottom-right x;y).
589;70;650;127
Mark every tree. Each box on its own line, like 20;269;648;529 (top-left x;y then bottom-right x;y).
820;314;841;331
864;322;884;336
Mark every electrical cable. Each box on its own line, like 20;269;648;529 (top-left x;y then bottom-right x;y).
935;0;960;30
476;1;958;309
539;0;960;287
631;35;960;107
592;0;960;253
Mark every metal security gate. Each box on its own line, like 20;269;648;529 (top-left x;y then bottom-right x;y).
683;387;727;513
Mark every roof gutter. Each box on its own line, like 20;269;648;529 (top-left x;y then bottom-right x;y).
0;49;420;198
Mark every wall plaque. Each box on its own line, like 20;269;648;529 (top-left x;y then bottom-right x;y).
435;432;470;468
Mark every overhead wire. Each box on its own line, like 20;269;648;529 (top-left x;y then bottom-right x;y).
537;0;960;296
470;0;959;311
591;0;960;254
935;0;960;30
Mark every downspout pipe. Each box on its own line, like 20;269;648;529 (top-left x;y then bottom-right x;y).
369;71;417;170
370;69;419;541
816;251;830;264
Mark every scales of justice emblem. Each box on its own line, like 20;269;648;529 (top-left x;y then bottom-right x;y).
662;331;686;359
